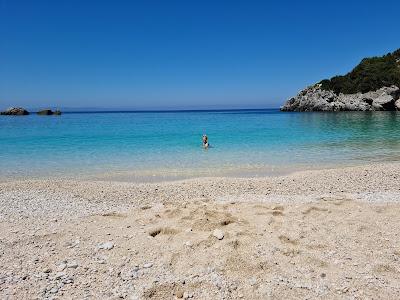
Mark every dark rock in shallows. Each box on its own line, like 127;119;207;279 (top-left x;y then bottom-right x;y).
37;109;62;115
37;109;54;115
0;107;30;115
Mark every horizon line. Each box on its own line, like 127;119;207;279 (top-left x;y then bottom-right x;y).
50;107;281;113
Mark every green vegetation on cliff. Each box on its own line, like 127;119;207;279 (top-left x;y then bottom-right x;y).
320;49;400;94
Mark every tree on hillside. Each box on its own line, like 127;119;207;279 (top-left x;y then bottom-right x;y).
320;49;400;94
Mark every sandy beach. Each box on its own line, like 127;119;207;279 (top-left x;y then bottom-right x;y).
3;1;400;299
1;162;400;299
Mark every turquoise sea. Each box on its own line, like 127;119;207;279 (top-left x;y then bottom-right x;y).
1;109;400;181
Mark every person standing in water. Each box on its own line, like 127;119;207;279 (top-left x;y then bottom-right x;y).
202;134;209;149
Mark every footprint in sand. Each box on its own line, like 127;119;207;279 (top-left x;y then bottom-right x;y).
302;206;329;215
149;227;178;237
269;205;285;216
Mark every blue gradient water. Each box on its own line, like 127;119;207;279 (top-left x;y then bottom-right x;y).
1;110;400;181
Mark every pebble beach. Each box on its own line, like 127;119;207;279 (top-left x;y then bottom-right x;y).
1;162;400;299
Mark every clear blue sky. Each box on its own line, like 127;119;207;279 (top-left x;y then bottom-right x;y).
1;0;399;110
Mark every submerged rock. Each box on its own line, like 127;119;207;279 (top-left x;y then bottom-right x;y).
280;85;400;112
0;107;29;115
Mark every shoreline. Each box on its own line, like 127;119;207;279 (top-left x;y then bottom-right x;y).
1;162;400;299
2;159;398;184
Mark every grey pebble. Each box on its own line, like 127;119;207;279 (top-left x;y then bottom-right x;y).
97;242;114;250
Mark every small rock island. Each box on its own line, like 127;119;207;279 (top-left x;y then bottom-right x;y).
281;49;400;111
1;107;62;116
37;109;62;115
0;107;30;115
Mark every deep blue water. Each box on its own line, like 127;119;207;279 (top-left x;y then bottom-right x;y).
1;109;400;181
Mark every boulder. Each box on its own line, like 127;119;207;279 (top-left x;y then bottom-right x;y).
280;85;400;112
395;99;400;110
0;107;29;115
369;86;400;110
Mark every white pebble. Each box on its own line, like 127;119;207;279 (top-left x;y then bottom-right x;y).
67;261;79;269
213;229;224;240
143;262;153;268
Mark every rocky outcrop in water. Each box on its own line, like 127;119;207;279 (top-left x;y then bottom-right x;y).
37;109;62;115
280;85;400;112
0;107;30;115
37;109;53;115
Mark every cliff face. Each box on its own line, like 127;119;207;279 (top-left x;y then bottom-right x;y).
280;85;400;112
281;49;400;112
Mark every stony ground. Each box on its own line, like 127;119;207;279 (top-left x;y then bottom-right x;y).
1;163;400;299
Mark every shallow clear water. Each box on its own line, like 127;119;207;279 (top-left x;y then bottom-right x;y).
1;109;400;181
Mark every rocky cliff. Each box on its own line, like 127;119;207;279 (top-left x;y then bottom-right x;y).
280;85;400;112
281;48;400;112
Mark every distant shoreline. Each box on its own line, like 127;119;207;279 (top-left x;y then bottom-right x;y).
10;108;400;114
24;108;281;114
